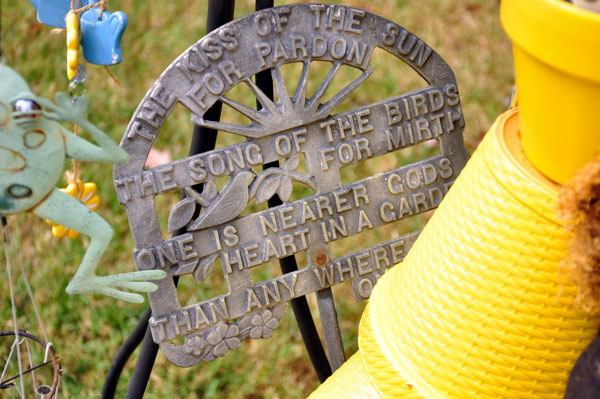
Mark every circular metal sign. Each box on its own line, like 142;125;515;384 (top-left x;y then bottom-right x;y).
114;4;469;367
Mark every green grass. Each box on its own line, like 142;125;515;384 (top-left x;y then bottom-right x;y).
1;0;513;397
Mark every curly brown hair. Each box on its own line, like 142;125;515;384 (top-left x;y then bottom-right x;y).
559;157;600;312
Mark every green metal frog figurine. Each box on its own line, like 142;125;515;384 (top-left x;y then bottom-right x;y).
0;64;165;303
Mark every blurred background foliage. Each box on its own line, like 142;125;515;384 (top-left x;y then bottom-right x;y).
1;0;512;397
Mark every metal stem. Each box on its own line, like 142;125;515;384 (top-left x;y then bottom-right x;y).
254;0;334;381
3;218;26;397
122;1;236;398
315;288;345;370
0;360;52;389
101;308;151;399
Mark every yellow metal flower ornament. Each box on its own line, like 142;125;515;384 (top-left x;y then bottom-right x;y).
46;180;100;238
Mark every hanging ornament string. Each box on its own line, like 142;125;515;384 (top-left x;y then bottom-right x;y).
46;115;103;239
49;1;105;239
2;218;26;397
7;222;61;397
67;0;121;84
46;133;103;239
4;225;50;345
71;0;108;18
66;124;82;190
46;94;103;239
66;1;109;80
2;219;62;397
103;65;120;86
67;1;86;189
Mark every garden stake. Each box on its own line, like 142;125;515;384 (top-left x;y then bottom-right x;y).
114;2;467;371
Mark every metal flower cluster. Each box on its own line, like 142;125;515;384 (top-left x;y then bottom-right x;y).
183;305;287;361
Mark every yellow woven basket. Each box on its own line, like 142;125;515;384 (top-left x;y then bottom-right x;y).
309;109;600;399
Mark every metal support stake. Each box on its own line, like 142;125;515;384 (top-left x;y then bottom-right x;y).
254;0;334;380
316;288;345;370
122;2;235;398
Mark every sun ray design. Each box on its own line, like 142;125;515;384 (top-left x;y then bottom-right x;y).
191;61;373;138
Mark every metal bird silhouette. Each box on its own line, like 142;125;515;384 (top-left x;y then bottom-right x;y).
187;171;255;231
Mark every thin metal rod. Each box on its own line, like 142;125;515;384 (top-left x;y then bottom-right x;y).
3;217;26;397
8;227;49;344
101;308;151;399
0;360;52;389
316;288;345;370
122;1;236;398
123;323;160;399
255;0;333;382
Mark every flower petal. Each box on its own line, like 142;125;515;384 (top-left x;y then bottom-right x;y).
226;337;240;350
250;327;262;339
213;342;228;357
226;325;239;338
238;316;251;330
215;322;228;337
266;318;279;330
207;332;220;346
251;314;262;326
145;147;172;168
262;310;272;323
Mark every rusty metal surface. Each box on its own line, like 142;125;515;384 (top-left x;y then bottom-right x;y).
114;4;469;367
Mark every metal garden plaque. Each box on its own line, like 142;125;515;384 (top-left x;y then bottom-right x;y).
114;4;469;367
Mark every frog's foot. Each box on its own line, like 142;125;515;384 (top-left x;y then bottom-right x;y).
66;269;167;303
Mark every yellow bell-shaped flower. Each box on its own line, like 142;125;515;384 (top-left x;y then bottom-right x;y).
66;11;80;80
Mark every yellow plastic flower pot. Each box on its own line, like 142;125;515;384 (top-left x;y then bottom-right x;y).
501;0;600;184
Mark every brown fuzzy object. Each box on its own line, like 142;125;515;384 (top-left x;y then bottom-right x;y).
559;157;600;313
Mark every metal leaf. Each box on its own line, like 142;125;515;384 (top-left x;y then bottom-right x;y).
272;303;288;319
283;154;300;171
287;171;317;191
203;180;218;201
184;186;209;207
278;175;293;201
256;175;281;204
248;171;268;200
193;254;219;283
213;342;228;357
167;197;195;233
238;315;251;331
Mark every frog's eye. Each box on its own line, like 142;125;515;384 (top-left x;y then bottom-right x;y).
12;99;42;119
